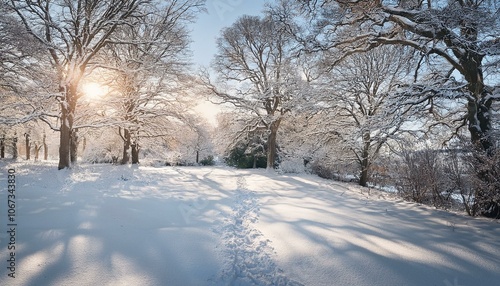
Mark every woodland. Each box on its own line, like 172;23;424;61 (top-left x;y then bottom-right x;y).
1;0;499;218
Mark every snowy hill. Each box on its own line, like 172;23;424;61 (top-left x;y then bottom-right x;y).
1;161;499;286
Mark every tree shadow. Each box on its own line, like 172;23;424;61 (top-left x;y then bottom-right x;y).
3;163;500;286
2;163;229;285
250;172;500;286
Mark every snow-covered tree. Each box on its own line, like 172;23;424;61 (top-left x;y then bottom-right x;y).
0;4;57;127
315;46;421;186
7;0;149;169
203;14;303;170
89;0;204;165
279;0;500;152
212;112;242;155
275;0;500;216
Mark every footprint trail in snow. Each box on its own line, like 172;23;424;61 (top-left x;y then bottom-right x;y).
214;176;304;286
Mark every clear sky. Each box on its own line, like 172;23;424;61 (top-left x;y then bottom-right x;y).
189;0;268;68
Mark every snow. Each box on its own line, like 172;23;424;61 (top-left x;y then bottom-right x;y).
1;161;500;286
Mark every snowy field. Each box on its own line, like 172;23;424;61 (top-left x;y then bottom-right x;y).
1;161;499;286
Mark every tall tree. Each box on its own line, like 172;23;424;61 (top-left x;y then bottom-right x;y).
1;3;57;127
275;0;500;216
8;0;148;169
93;0;204;164
280;0;500;152
204;14;302;170
316;46;420;186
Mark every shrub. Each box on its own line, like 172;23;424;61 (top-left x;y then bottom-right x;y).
200;155;215;166
225;143;266;169
395;149;452;208
309;159;357;182
279;157;305;173
470;149;500;218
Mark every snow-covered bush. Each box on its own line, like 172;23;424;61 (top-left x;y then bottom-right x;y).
395;149;453;208
225;142;267;169
445;144;500;218
309;158;358;182
470;152;500;218
81;129;121;164
443;150;478;215
200;155;215;166
278;157;305;173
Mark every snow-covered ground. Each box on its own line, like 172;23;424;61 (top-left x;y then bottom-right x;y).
1;161;499;286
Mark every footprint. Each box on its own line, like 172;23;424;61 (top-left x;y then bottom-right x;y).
212;175;305;286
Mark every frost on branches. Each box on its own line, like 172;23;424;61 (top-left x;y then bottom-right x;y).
203;14;307;170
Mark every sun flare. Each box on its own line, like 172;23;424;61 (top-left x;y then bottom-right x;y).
81;82;108;99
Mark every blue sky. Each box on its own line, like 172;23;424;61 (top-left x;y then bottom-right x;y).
189;0;268;68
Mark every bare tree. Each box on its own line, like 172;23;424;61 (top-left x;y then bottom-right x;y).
7;0;149;169
279;0;500;152
317;46;421;186
275;0;500;217
1;4;57;127
204;14;302;170
85;0;204;165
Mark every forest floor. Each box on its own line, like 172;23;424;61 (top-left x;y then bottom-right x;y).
1;161;499;286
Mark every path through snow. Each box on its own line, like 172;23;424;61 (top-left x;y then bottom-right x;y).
0;162;499;286
214;175;303;286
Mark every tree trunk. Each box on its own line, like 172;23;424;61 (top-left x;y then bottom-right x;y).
266;119;281;170
359;132;371;187
467;99;493;150
461;52;499;217
70;128;78;164
121;128;131;165
43;133;48;160
58;84;77;170
464;57;492;153
12;136;17;160
452;21;491;152
58;115;71;169
1;137;5;159
25;133;30;160
131;141;139;164
34;144;40;161
82;137;86;154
